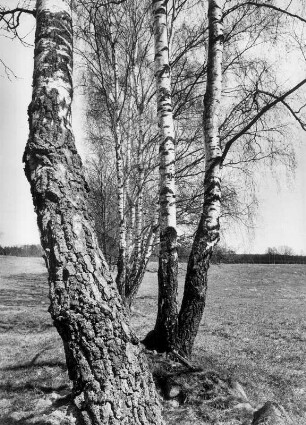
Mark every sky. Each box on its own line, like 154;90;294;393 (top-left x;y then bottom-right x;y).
0;11;86;248
0;8;305;254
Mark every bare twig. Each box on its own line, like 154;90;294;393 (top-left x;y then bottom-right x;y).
258;89;306;131
171;350;200;371
223;2;306;24
221;78;306;163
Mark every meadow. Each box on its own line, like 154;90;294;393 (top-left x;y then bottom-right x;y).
0;256;305;424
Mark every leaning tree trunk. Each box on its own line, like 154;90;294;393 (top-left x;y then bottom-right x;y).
23;1;163;424
144;0;178;353
177;0;224;357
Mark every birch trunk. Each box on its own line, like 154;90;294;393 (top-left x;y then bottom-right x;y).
134;48;145;269
126;204;159;307
126;97;145;303
126;222;158;307
113;41;127;299
134;141;144;267
23;2;163;423
177;0;224;357
124;42;156;306
125;76;134;267
144;0;178;353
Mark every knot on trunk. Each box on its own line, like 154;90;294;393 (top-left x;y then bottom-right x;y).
160;226;177;251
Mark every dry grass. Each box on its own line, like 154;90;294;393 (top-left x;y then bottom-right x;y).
0;257;305;424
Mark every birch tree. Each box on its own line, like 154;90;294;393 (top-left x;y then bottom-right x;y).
177;0;224;356
77;0;161;306
145;0;306;358
23;1;163;423
78;0;306;359
175;0;306;357
111;15;128;298
149;0;179;353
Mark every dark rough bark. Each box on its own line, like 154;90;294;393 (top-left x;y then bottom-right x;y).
177;214;215;357
23;2;163;424
116;245;126;299
143;226;178;352
155;227;178;352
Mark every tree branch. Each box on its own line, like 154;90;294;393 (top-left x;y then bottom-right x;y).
258;89;306;131
221;78;306;163
0;7;36;19
223;2;306;24
0;58;17;79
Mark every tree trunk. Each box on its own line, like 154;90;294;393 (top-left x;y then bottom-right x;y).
124;42;149;305
125;75;134;269
134;44;145;270
177;0;224;357
113;40;127;300
144;0;178;353
23;2;163;424
126;222;158;307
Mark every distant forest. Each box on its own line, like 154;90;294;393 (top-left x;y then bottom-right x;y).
211;253;306;265
1;244;305;264
178;245;306;265
0;244;43;257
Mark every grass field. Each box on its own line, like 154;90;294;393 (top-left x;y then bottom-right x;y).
0;256;305;424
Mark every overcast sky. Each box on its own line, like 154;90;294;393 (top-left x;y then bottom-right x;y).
0;9;305;254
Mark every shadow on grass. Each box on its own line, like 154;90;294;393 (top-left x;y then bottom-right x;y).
0;380;70;394
0;380;73;425
1;347;67;372
1;347;67;373
1;417;52;425
1;394;74;425
1;359;66;371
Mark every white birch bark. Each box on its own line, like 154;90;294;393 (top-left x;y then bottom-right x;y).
153;0;176;231
178;0;224;357
147;0;178;352
203;0;223;229
125;75;134;263
133;42;145;266
112;36;127;298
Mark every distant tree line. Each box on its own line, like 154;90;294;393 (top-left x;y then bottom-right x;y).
2;242;304;265
176;243;306;264
0;244;43;257
212;253;306;265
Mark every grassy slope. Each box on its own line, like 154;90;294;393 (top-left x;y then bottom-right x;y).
0;257;305;424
